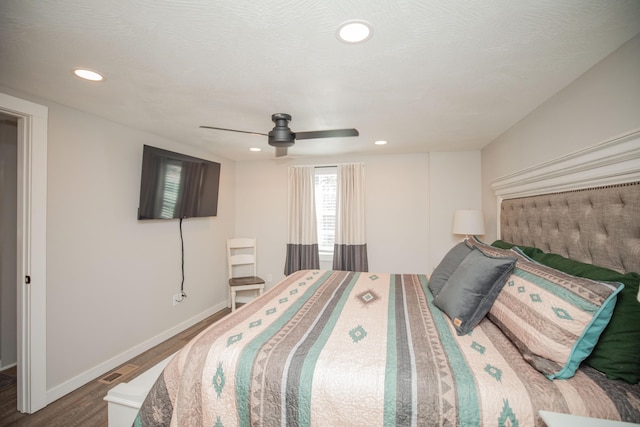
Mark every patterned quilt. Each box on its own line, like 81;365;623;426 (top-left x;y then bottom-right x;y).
135;270;640;426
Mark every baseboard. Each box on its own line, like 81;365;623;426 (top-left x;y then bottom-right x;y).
46;301;227;404
0;361;17;371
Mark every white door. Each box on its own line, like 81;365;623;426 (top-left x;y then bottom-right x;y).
0;92;48;413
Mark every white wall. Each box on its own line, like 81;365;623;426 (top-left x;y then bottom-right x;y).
481;33;640;242
235;152;432;285
45;104;235;389
234;150;481;281
0;87;235;395
429;151;482;270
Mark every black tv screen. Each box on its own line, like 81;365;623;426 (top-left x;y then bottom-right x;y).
138;145;221;220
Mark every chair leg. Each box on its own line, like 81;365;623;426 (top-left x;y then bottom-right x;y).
231;289;236;312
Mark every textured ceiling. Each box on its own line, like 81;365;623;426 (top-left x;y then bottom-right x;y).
1;0;639;160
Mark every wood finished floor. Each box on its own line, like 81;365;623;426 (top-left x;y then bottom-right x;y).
0;308;230;427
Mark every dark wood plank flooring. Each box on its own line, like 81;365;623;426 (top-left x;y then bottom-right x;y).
0;308;230;426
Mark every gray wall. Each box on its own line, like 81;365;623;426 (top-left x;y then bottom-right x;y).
0;115;18;369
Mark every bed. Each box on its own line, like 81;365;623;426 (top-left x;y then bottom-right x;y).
135;179;640;426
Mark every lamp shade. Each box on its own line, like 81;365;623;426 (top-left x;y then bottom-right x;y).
452;209;485;236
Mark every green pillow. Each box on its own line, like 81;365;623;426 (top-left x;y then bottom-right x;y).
530;252;640;384
490;240;544;258
490;239;516;249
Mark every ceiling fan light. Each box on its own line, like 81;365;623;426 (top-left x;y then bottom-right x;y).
336;20;373;44
73;68;104;81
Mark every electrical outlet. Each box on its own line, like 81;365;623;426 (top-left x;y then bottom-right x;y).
173;293;184;306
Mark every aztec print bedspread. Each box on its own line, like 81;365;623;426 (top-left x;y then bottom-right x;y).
135;270;640;426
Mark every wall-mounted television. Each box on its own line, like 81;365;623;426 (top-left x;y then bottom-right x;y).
138;145;221;220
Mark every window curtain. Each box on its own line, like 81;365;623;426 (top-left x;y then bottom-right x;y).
284;166;320;275
333;163;368;272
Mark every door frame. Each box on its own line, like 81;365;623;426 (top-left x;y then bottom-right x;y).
0;92;48;413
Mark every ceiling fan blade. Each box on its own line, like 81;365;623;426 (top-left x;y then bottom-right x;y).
275;146;288;157
199;125;268;137
295;128;359;140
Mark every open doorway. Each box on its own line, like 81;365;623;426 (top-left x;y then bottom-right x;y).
0;113;18;381
0;93;48;413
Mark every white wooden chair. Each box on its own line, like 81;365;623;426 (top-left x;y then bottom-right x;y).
226;238;265;312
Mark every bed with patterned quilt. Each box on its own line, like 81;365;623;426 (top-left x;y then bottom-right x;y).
134;173;640;426
135;239;640;426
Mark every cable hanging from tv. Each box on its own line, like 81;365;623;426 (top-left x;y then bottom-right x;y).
136;144;223;304
176;217;187;303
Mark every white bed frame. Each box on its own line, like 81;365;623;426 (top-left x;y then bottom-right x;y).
104;353;175;427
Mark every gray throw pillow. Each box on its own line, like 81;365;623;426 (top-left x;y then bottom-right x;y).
428;242;473;297
434;248;516;336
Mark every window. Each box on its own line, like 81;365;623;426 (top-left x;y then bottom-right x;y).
314;167;337;254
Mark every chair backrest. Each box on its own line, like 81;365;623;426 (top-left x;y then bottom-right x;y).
227;238;258;279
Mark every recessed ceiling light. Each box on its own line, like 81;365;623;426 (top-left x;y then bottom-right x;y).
336;20;373;44
250;147;261;152
73;68;104;82
375;140;387;145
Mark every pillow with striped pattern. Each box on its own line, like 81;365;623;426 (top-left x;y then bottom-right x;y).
468;237;623;380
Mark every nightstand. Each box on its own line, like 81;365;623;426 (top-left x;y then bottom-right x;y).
539;410;640;426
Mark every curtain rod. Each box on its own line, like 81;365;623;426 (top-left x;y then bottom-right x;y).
315;162;363;167
289;162;363;169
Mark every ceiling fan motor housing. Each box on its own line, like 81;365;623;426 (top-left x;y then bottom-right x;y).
268;113;295;147
201;112;358;153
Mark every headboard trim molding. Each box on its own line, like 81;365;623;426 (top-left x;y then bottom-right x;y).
491;129;640;200
491;129;640;238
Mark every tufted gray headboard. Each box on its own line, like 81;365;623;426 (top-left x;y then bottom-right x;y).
500;181;640;275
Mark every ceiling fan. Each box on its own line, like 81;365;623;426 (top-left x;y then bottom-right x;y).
200;113;359;157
